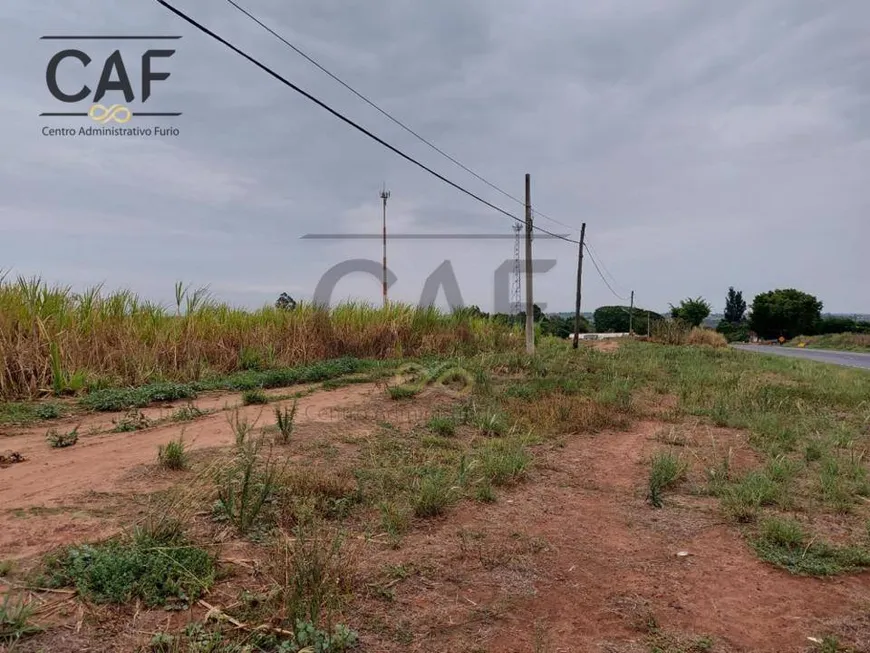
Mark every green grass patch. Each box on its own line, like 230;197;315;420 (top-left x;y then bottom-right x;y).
751;517;870;576
426;415;456;437
40;529;215;607
242;388;269;406
475;437;530;487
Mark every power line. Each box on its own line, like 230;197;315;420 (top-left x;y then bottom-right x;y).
223;0;579;236
157;0;580;245
584;242;629;302
585;240;629;296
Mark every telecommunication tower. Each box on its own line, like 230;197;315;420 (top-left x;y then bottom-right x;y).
511;223;523;317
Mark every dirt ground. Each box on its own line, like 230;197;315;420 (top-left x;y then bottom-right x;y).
2;381;868;653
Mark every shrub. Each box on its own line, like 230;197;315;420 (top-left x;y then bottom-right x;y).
46;426;78;448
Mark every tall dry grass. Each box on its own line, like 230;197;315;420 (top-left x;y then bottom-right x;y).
0;276;516;400
650;320;727;348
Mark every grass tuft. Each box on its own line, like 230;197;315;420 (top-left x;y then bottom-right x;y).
648;451;688;508
0;592;41;644
157;437;188;470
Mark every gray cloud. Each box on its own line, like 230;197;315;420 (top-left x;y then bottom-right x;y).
0;0;867;313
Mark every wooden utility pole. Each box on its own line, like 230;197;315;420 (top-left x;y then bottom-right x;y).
629;290;635;335
380;185;390;307
524;173;534;354
572;223;587;350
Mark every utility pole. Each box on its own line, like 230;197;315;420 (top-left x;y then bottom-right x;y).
629;290;635;335
380;185;390;307
572;223;587;350
524;173;534;354
647;311;651;337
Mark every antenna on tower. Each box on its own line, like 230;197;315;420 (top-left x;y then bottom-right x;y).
511;223;523;319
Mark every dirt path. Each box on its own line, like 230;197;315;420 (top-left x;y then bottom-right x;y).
0;384;378;560
352;422;869;652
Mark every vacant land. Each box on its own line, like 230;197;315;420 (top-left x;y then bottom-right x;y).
2;339;869;653
788;334;870;353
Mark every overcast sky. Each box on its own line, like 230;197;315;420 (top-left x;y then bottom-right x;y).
1;0;867;314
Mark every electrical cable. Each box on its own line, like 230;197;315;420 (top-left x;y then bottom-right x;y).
156;0;580;244
224;0;580;235
584;243;629;301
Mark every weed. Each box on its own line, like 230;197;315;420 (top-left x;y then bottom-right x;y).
648;451;688;508
379;500;411;544
0;561;12;576
275;401;298;444
752;517;870;576
112;408;151;432
474;408;509;437
271;521;356;628
387;385;420;400
475;480;496;503
426;415;456;437
476;438;530;487
45;426;79;448
158;437;188;471
718;470;783;522
40;529;215;607
215;439;281;534
81;382;197;412
227;408;256;447
413;469;456;518
170;402;205;422
0;592;41;644
242;388;269;406
35;403;62;420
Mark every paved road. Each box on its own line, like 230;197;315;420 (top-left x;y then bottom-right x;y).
732;344;870;370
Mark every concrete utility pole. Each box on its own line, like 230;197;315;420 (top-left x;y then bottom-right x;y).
380;185;390;307
572;223;587;350
629;290;635;335
524;174;535;354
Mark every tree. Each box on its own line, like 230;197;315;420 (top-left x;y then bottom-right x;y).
749;289;823;340
275;292;297;310
723;287;747;324
540;314;590;338
670;296;711;327
593;306;664;334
